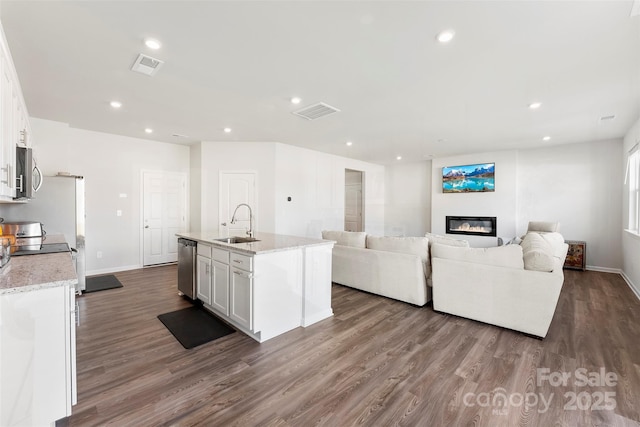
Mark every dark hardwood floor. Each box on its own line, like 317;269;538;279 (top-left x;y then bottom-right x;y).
58;266;640;426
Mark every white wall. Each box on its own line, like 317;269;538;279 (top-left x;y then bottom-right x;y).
384;161;431;237
274;143;385;238
622;117;640;295
1;118;190;274
197;141;277;234
189;142;202;232
194;141;384;239
517;139;623;270
431;151;518;248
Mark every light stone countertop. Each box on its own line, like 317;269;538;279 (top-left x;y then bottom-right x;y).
0;235;78;295
176;231;335;255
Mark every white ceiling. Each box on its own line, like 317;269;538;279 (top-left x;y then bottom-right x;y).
1;0;639;165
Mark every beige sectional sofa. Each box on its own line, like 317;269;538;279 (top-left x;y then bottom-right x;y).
322;230;469;306
431;227;569;338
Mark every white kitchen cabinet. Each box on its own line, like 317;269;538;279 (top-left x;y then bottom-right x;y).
178;231;334;343
196;254;212;305
0;46;15;198
210;259;230;315
0;284;75;426
229;266;252;330
0;22;33;201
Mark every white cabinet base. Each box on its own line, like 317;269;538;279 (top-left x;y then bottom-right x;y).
200;243;334;343
1;285;74;426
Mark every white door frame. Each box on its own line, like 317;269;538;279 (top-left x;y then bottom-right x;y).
219;170;258;236
139;169;189;267
344;169;365;232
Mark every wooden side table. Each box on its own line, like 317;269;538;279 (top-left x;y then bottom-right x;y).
564;240;586;271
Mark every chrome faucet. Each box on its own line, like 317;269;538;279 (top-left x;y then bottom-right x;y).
230;203;254;237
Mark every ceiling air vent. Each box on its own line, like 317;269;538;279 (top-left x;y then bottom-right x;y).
292;102;341;120
131;53;164;76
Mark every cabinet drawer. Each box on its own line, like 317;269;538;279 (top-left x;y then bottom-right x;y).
197;243;211;258
211;247;229;264
230;252;253;271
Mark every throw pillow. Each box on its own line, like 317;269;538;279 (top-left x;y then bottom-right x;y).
538;232;566;259
520;232;555;272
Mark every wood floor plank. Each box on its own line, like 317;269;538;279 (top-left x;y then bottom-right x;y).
57;266;640;426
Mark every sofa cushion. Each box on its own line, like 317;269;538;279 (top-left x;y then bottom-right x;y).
424;232;469;268
425;232;470;248
366;235;429;264
321;230;366;248
432;243;525;269
520;232;555;272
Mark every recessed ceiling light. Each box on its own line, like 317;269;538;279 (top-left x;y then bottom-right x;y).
145;128;153;134
110;101;122;109
528;102;542;109
436;30;455;43
396;156;402;160
542;136;551;141
291;97;302;105
346;141;353;146
144;38;161;50
224;127;232;133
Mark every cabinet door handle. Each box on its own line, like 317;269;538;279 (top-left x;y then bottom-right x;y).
205;264;210;275
7;165;13;189
233;270;253;279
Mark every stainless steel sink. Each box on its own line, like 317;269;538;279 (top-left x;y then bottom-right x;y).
213;236;260;244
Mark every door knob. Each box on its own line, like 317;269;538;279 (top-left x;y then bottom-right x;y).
145;225;149;228
221;222;227;226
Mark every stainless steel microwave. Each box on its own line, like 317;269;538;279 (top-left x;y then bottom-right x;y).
14;146;42;199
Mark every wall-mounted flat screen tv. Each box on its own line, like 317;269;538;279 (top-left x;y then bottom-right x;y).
442;163;495;193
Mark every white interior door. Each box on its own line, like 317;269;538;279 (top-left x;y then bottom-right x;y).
345;169;363;232
219;172;256;236
143;171;187;266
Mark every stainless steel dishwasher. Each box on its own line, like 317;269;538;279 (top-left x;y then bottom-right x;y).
177;238;197;299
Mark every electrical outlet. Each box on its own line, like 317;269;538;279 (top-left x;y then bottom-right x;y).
97;251;103;259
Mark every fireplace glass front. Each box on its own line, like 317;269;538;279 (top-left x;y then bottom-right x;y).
446;216;497;237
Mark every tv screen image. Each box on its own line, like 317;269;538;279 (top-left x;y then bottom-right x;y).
442;163;495;193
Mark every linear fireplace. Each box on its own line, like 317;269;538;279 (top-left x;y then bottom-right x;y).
446;216;497;237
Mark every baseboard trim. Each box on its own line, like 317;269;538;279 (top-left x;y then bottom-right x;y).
620;271;640;301
86;264;142;276
585;265;621;274
301;309;334;327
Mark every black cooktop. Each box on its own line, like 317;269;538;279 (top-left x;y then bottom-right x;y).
11;243;71;256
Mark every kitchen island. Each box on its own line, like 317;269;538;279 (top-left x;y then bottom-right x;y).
0;235;77;426
176;231;334;342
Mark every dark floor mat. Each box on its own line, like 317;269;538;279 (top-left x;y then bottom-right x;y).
84;275;123;293
157;306;235;349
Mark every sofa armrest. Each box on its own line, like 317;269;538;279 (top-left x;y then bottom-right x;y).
432;257;564;337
